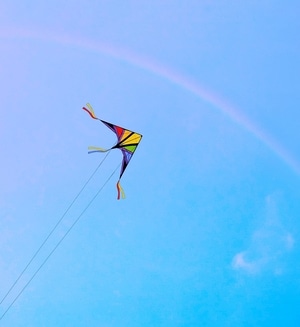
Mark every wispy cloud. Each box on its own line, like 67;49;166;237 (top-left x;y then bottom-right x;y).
232;194;295;275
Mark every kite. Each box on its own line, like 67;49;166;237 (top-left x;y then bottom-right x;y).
82;103;143;199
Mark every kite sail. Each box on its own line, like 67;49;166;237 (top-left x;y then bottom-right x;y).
82;103;143;199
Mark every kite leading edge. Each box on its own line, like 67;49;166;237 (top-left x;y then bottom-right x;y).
82;103;143;199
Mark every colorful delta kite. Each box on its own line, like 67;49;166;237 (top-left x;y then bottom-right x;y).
83;103;142;199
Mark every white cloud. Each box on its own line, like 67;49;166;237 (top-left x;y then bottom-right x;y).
232;252;260;274
285;233;295;250
232;194;295;275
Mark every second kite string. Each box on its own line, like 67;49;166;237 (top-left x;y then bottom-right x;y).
0;151;111;306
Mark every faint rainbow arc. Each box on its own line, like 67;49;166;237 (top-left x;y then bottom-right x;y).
3;28;300;175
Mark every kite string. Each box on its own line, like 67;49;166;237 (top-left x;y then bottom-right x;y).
0;162;120;321
0;151;110;306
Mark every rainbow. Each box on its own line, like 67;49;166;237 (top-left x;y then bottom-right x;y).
1;27;299;175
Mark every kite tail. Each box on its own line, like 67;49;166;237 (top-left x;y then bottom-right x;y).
116;180;126;200
88;146;110;154
82;103;98;119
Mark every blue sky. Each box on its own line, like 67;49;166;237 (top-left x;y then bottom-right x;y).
0;1;300;326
